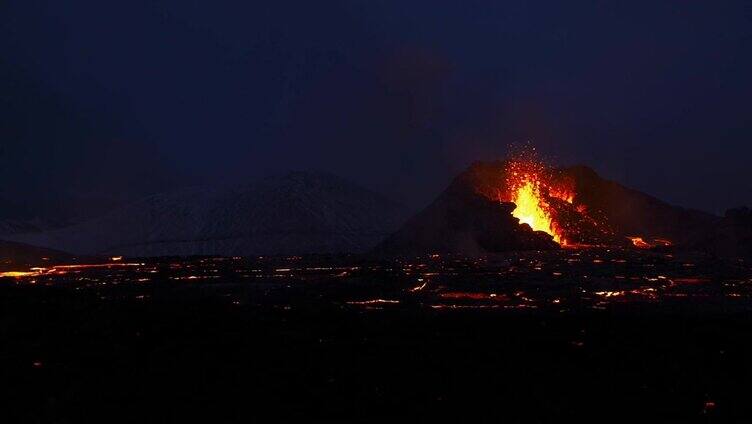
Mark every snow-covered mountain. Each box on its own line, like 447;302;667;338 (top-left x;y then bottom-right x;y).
8;172;406;257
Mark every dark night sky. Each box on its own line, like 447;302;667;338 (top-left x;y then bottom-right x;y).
1;1;751;218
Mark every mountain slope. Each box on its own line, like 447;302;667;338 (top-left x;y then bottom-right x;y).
9;172;406;256
562;165;718;244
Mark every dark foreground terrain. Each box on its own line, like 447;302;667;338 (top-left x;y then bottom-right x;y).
2;249;752;422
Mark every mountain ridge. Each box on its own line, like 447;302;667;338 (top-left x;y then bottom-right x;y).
8;171;407;257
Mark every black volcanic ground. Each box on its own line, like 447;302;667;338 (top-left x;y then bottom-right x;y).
3;249;752;422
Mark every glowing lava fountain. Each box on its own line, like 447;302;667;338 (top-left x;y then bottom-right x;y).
504;159;573;245
511;180;563;243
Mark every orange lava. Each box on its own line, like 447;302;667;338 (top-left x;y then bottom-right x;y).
0;271;39;278
0;262;145;279
628;236;651;248
505;159;573;245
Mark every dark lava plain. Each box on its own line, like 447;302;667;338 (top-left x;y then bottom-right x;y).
2;249;752;422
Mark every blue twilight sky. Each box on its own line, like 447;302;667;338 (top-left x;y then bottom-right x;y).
1;1;751;217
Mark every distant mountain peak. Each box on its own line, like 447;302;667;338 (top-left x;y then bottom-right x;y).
8;173;407;257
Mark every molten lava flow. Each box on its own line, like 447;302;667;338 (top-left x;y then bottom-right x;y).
628;236;672;248
504;159;573;245
628;236;651;248
511;180;564;244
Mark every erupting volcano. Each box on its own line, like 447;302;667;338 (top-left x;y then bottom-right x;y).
377;148;718;256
